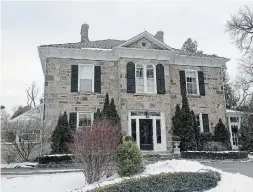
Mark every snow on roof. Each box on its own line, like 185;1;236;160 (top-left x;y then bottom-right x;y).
9;105;43;122
226;109;245;116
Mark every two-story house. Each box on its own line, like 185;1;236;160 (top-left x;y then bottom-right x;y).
38;24;229;153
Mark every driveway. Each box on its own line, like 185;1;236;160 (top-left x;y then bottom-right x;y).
202;161;253;178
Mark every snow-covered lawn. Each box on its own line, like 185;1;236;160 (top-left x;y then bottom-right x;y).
1;160;253;192
1;162;38;168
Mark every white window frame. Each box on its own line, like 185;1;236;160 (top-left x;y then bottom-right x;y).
135;63;157;94
78;64;94;92
77;112;94;130
197;113;204;133
185;69;199;95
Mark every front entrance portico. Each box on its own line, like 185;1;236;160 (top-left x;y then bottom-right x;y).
128;111;167;152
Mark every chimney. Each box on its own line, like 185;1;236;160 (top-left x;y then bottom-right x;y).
80;23;89;42
154;31;164;42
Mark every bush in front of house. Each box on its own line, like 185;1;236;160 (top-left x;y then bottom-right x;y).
36;154;74;164
117;140;143;177
203;141;228;151
70;120;121;184
239;115;253;152
181;151;248;160
51;111;73;154
213;119;231;149
172;92;199;151
198;132;214;150
89;171;221;192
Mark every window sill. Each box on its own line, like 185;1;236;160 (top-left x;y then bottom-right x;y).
73;91;96;95
134;93;157;96
187;95;201;98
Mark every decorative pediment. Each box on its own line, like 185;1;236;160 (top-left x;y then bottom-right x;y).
117;31;172;51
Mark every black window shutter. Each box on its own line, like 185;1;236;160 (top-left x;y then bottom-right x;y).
179;71;186;95
126;62;135;93
69;112;77;131
198;71;205;96
71;65;78;92
94;66;101;93
202;114;210;133
156;64;165;94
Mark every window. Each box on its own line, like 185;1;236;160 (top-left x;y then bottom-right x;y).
156;119;161;143
78;112;93;129
1;131;16;143
195;114;200;130
20;130;40;143
185;70;199;95
135;63;156;93
78;65;94;92
131;119;136;142
146;65;155;93
230;117;239;123
136;64;144;92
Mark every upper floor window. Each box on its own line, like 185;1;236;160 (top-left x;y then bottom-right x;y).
78;64;94;92
135;63;156;93
185;70;199;95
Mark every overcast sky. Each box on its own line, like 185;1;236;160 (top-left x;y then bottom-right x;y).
1;1;252;114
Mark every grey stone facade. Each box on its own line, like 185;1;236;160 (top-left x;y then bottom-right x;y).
39;24;229;153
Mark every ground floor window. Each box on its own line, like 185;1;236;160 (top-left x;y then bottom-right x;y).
19;130;40;143
156;119;161;144
78;112;93;130
231;125;239;146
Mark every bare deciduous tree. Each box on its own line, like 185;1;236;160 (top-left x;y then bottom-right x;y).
70;120;121;184
226;5;253;54
26;82;39;108
235;55;253;106
4;116;50;161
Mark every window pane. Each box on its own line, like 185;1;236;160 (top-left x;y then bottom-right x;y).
136;67;144;78
21;133;37;142
136;78;144;92
131;119;136;142
156;120;161;143
230;117;239;123
195;115;200;130
187;82;197;94
79;113;92;129
80;79;92;92
146;65;154;78
147;79;154;92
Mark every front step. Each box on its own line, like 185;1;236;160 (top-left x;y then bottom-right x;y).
142;151;179;165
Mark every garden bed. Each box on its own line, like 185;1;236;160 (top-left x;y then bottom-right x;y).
88;171;221;192
36;154;75;167
181;151;249;160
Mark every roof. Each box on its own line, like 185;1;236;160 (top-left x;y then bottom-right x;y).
40;39;126;49
39;32;228;60
9;105;43;122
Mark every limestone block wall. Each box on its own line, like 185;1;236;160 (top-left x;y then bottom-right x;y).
118;58;173;145
44;57;120;132
169;64;226;132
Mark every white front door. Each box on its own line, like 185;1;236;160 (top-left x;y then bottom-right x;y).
128;111;166;152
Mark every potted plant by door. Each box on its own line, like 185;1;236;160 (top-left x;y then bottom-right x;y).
172;136;181;154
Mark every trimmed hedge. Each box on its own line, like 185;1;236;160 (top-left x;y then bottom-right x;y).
89;171;221;192
36;154;74;164
181;151;248;160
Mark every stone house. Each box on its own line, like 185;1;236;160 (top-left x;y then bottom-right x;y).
38;24;229;153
